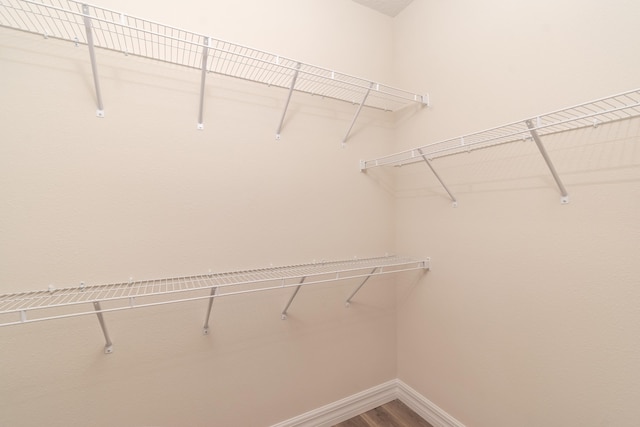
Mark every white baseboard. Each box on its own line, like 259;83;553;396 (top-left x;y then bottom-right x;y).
270;378;465;427
269;379;398;427
396;380;466;427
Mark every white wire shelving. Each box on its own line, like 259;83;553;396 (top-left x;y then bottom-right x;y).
0;255;429;353
361;88;640;205
0;0;427;141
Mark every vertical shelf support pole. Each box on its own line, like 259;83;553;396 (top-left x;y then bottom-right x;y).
202;286;217;335
82;4;105;118
525;120;570;204
92;301;113;354
417;149;458;207
342;82;374;147
275;63;301;140
197;36;210;130
345;267;378;307
281;277;306;320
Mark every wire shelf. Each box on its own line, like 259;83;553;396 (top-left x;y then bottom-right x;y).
0;0;426;112
0;255;428;327
361;88;640;169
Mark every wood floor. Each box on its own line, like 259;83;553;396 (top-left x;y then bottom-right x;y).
333;399;434;427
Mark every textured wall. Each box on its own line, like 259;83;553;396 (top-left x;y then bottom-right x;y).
0;1;401;425
393;0;640;426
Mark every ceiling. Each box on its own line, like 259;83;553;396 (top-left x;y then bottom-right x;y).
351;0;415;17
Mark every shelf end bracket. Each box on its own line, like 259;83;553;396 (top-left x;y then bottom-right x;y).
92;301;113;354
525;120;569;204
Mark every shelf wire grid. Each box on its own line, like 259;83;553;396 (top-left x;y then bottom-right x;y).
0;0;425;112
362;88;640;169
0;256;428;326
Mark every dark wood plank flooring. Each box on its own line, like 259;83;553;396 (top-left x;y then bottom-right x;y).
333;399;434;427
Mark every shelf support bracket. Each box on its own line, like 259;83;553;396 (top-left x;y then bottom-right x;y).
197;36;210;130
275;62;301;140
281;277;306;320
82;4;105;118
202;286;218;335
525;120;569;204
92;301;113;354
345;267;378;307
417;149;458;207
342;82;374;147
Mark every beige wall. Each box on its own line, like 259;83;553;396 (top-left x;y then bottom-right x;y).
0;1;400;426
393;0;640;426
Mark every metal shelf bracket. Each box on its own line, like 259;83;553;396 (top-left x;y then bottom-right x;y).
197;36;210;130
275;62;301;140
93;301;113;354
280;277;306;320
525;119;570;204
345;267;378;307
342;82;374;147
202;286;217;335
81;4;104;118
417;148;458;207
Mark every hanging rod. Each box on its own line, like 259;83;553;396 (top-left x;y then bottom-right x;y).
0;255;429;330
0;0;428;120
361;88;640;169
